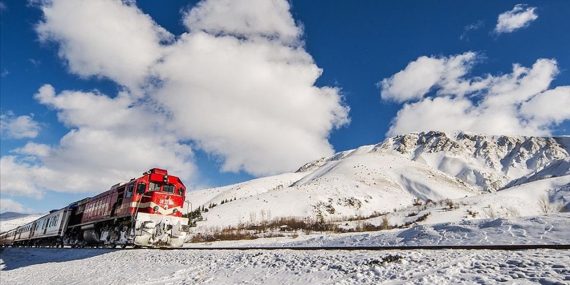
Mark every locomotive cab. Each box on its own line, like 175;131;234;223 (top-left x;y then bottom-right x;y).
130;168;189;247
132;168;186;217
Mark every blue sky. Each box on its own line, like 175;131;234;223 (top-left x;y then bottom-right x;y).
1;0;569;213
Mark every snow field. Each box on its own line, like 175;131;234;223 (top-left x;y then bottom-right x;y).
1;248;569;284
184;213;570;248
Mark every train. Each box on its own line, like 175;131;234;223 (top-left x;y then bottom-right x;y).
0;168;190;248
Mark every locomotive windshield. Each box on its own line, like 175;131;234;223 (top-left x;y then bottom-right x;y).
149;182;161;192
148;182;177;194
163;184;174;193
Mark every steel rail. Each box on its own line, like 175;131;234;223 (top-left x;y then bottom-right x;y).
179;244;570;251
2;244;569;251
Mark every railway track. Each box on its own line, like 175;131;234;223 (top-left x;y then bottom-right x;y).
2;244;569;251
180;244;570;251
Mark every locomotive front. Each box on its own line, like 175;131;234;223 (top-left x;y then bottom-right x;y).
131;168;190;248
0;168;192;249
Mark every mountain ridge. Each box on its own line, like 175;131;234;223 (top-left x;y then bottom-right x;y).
188;132;570;229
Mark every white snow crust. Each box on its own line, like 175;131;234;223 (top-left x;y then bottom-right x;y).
2;246;569;284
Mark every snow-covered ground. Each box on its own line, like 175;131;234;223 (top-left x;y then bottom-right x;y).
2;213;568;284
2;247;569;284
185;213;570;248
282;214;570;248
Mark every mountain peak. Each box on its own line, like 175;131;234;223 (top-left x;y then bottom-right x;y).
189;132;569;229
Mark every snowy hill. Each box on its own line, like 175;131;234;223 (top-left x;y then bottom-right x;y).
0;212;30;220
187;132;570;230
0;212;44;232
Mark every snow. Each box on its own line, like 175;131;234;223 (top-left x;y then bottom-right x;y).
280;213;570;247
3;212;569;284
2;247;569;284
187;172;307;210
182;213;570;248
0;214;44;233
187;132;569;231
189;152;480;229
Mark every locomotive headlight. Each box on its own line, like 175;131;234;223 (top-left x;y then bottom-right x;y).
153;206;159;212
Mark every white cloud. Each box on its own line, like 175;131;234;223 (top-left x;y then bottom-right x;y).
30;0;349;182
0;85;195;197
183;0;300;45
0;199;28;213
380;56;446;102
521;86;570;124
0;112;41;139
36;0;172;92
13;142;51;157
153;31;348;175
380;53;570;136
381;52;479;102
0;156;45;197
495;4;538;34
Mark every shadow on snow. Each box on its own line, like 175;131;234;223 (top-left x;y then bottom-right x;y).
0;247;118;271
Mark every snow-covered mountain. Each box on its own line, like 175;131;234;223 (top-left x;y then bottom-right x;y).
375;132;569;191
0;212;44;232
188;132;570;229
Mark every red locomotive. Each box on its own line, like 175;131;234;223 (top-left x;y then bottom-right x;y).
0;168;190;248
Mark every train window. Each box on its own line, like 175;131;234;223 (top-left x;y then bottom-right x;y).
137;183;146;194
164;184;174;193
179;188;185;196
126;184;134;198
149;182;160;192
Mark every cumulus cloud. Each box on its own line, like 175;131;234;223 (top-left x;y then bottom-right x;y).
35;0;347;176
495;4;538;34
13;142;51;157
153;31;348;175
0;112;41;139
1;85;195;197
0;156;45;197
381;52;480;102
183;0;300;45
521;86;570;124
380;53;570;136
36;0;172;91
1;0;348;197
